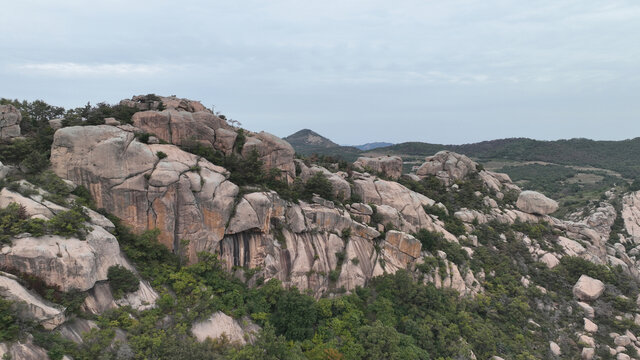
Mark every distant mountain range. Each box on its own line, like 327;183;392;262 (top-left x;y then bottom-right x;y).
285;129;640;179
353;142;394;151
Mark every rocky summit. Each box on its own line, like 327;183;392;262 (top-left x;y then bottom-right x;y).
2;95;640;359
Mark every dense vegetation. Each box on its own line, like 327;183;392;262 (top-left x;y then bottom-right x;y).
370;137;640;179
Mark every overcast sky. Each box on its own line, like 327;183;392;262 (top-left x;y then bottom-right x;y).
2;1;640;145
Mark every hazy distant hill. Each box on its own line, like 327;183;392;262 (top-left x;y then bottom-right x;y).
284;129;362;161
367;137;640;178
353;142;394;151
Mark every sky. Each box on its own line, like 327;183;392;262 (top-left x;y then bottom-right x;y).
2;0;640;145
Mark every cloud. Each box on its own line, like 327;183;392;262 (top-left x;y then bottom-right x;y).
12;62;178;77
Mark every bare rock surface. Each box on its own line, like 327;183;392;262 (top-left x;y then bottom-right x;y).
516;190;559;215
354;156;403;179
573;275;605;301
192;311;260;345
0;104;22;139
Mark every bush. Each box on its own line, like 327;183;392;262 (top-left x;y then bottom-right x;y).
156;151;168;159
107;265;140;299
48;205;90;238
0;298;20;341
303;172;333;201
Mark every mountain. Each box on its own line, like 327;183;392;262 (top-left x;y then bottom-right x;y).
284;129;339;149
3;95;640;359
284;129;362;160
353;142;394;151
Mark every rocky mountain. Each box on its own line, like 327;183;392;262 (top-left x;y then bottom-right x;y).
2;96;640;359
284;129;362;161
353;142;393;151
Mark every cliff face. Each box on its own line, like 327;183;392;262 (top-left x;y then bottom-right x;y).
7;95;640;358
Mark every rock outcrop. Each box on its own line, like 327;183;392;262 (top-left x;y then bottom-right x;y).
354;156;403;179
0;104;21;139
50;125;239;261
573;275;605;301
416;151;477;185
516;190;559;215
192;311;260;344
0;272;65;330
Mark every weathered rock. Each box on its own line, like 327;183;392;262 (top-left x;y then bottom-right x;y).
416;151;478;185
0;272;65;329
299;165;351;201
58;318;99;343
0;335;49;360
540;253;560;268
353;156;403;179
549;341;561;356
0;104;22;139
516;191;558;215
578;301;595;318
241;131;296;182
615;335;631;346
120;95;209;113
0;226;130;292
82;280;158;315
622;191;640;243
584;317;598;333
50;126;239;261
192;311;260;345
573;275;605;301
581;347;595;360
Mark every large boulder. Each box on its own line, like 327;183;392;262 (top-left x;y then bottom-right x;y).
0;226;131;292
120;95;209;113
416;151;477;185
354;156;403;179
516;191;558;215
241;131;296;182
132;109;233;153
573;275;605;301
0;104;21;139
192;311;260;345
622;191;640;242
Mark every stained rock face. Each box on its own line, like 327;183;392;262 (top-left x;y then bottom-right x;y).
516;191;559;215
573;275;605;301
0;104;22;139
354;156;403;179
132;110;233;152
50;126;239;261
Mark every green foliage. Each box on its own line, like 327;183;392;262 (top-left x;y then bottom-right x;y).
303;172;334;201
414;229;468;265
0;201;88;241
156;151;168;159
272;288;318;341
400;174;488;212
0;298;20;341
107;265;140;299
63;101;138;126
47;204;90;238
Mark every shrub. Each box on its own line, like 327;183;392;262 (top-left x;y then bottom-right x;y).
303;172;333;201
48;205;90;238
156;151;168;159
107;265;140;299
